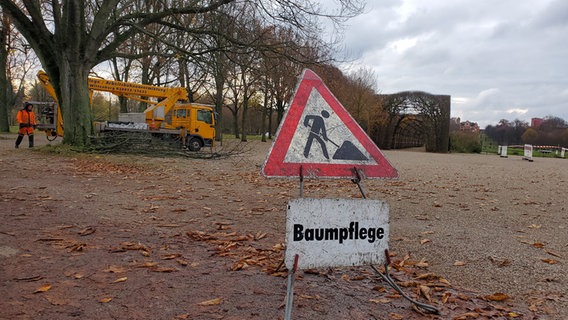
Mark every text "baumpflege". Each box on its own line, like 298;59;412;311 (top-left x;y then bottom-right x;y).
293;221;385;244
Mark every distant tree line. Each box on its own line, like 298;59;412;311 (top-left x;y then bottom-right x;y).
484;116;568;147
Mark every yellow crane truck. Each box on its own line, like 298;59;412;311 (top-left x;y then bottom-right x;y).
35;70;216;151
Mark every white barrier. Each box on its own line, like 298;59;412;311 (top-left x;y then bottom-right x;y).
523;144;534;162
499;145;508;158
562;148;567;158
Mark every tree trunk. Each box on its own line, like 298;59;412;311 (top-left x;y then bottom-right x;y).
240;100;248;142
260;90;268;142
58;64;93;147
214;72;225;142
0;14;9;132
232;104;239;139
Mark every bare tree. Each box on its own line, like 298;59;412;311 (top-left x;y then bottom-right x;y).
0;11;37;132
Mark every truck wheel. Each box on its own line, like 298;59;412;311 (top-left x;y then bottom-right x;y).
187;137;202;151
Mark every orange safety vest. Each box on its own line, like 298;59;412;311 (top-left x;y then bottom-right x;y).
16;109;37;135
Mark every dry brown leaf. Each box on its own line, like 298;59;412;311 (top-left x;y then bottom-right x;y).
388;313;404;320
176;259;189;266
161;253;181;260
67;243;87;252
415;258;429;268
112;277;128;283
151;267;178;273
78;226;96;236
453;260;466;266
255;232;267;240
99;297;113;303
528;224;541;229
533;242;545;248
420;238;431;245
135;261;158;268
442;291;451;304
34;283;52;293
198;298;222;306
419;285;432;302
454;312;480;319
104;265;127;273
541;258;559;264
484;292;510;301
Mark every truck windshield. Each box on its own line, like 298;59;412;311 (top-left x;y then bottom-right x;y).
197;109;213;124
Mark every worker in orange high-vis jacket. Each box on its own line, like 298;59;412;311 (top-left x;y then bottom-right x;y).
15;102;37;148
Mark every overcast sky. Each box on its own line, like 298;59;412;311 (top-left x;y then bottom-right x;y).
331;0;568;128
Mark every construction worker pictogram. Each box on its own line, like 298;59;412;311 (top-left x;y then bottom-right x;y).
303;110;331;159
262;69;398;179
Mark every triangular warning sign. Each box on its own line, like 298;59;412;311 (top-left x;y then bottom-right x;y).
262;69;398;179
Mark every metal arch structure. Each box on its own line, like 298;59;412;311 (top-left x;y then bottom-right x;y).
373;91;451;153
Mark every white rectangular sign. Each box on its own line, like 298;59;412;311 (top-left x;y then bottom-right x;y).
500;145;508;157
523;144;533;161
285;198;389;270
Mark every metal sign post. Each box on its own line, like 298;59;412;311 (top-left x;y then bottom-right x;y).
284;254;299;320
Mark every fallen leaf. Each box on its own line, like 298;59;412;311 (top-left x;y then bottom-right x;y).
388;313;404;320
442;291;451;304
198;298;222;306
453;260;466;266
533;242;545;248
176;259;189;266
104;265;127;273
67;243;87;252
161;253;181;260
454;312;480;319
420;238;431;245
134;261;158;268
78;226;96;236
255;232;267;240
541;258;558;264
415;258;429;268
112;277;128;283
34;283;52;293
151;267;178;273
99;297;113;303
370;298;391;303
484;292;510;301
419;285;432;302
528;224;541;229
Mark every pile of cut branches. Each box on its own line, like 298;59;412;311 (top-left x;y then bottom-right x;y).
83;131;252;159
